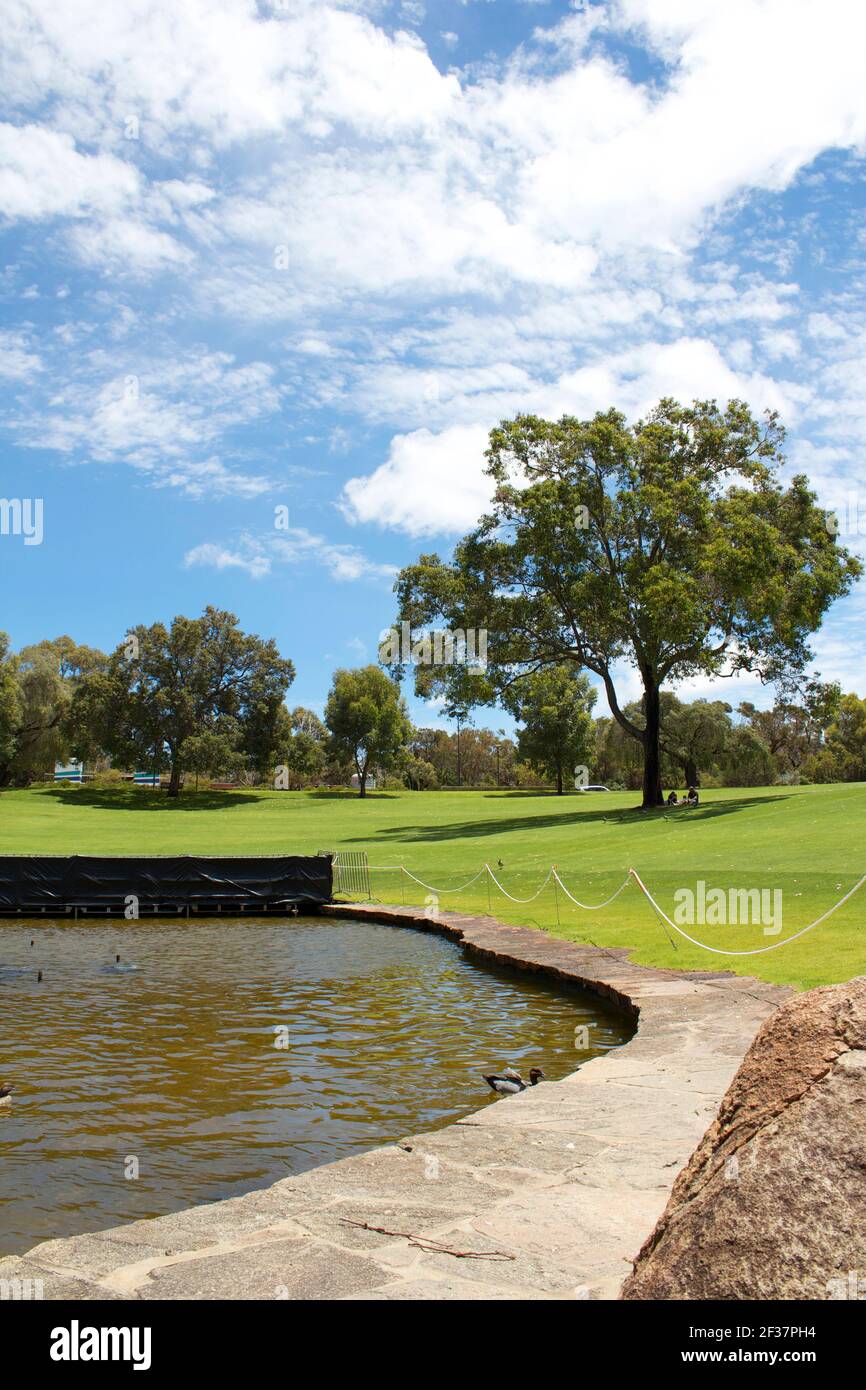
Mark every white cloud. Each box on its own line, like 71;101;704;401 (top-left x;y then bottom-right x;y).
534;0;866;248
342;423;492;535
0;330;41;380
4;0;866;304
0;122;138;220
184;526;397;582
183;540;272;579
149;457;273;500
341;337;810;536
10;347;282;498
0;1;458;151
68;218;193;272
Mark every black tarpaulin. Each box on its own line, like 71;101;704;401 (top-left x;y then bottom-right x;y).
0;855;332;912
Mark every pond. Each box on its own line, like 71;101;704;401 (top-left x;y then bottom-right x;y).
0;917;632;1258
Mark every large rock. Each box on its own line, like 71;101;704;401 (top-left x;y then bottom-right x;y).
621;977;866;1300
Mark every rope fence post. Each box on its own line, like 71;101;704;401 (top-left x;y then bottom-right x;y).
400;866;406;906
552;864;561;928
485;863;492;913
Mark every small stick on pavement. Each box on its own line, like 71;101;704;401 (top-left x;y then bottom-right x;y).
338;1218;515;1260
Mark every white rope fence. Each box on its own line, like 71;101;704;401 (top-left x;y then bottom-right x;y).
399;865;489;895
552;869;632;911
629;867;866;957
485;865;555;904
366;862;864;958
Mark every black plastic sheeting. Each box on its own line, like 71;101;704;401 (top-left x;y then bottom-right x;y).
0;855;332;914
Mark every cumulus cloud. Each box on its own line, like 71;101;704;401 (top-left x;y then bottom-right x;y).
0;123;139;220
341;338;811;535
342;423;493;535
3;0;866;298
68;218;193;273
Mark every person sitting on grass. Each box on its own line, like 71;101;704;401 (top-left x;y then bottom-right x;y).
666;790;679;806
686;785;699;806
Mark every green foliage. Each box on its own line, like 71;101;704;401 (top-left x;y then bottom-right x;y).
68;607;294;796
395;399;861;807
504;665;595;793
722;725;776;786
0;632;21;771
0;635;106;785
408;725;516;787
402;755;438;790
737;693;827;778
324;665;410;796
804;692;866;783
658;696;732;787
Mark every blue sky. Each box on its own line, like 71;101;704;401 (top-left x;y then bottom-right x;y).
1;0;865;731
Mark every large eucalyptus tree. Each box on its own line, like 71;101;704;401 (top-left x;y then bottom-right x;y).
395;399;861;807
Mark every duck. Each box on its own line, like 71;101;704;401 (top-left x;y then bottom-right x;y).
102;954;138;974
482;1066;545;1095
0;1082;13;1105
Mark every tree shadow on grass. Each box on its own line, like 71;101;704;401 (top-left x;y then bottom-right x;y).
343;794;792;844
306;791;402;800
480;790;637;803
37;787;267;812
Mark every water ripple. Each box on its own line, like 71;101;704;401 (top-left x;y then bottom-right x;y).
0;917;631;1256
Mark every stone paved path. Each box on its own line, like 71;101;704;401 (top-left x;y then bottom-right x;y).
0;905;789;1300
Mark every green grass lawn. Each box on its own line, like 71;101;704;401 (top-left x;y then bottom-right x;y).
1;782;863;990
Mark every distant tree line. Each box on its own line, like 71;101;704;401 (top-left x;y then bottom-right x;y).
593;684;864;790
1;621;862;797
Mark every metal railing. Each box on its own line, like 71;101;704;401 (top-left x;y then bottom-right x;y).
319;850;372;900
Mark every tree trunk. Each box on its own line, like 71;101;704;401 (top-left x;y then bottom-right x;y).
556;764;563;795
167;761;182;798
641;681;664;809
684;758;698;788
358;762;367;798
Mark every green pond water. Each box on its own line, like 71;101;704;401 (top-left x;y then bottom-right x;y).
0;917;632;1258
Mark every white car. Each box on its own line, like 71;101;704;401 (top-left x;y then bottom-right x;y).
579;784;610;792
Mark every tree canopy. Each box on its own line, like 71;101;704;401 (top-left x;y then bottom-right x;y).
503;665;596;794
394;399;861;807
69;607;294;796
0;635;106;786
324;665;410;797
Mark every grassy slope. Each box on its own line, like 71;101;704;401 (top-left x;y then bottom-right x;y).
0;782;863;989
